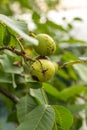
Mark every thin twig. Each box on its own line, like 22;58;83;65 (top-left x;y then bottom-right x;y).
16;37;25;53
59;60;87;69
0;87;19;103
29;32;37;38
0;46;35;62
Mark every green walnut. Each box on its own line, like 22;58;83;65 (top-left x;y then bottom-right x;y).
34;34;56;56
30;59;55;82
53;62;58;72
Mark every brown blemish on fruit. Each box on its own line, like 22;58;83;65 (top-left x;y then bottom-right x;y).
32;75;39;81
38;60;48;75
42;69;48;75
36;56;49;60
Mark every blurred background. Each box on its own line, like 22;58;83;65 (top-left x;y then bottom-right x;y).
0;0;87;130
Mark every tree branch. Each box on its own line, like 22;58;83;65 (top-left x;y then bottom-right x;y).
0;87;19;103
0;46;35;62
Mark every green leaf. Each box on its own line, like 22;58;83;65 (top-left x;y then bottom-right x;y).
68;67;78;80
0;70;12;83
74;64;87;82
45;0;59;9
16;95;37;123
46;20;67;32
53;105;73;130
58;86;86;101
17;0;41;15
28;81;42;89
32;12;40;23
62;51;78;62
68;103;87;114
43;83;59;97
73;17;83;21
30;88;45;104
62;38;85;44
7;110;17;123
15;75;30;84
9;36;17;47
67;23;73;30
16;105;55;130
0;54;23;74
3;27;11;46
0;14;38;45
0;23;5;45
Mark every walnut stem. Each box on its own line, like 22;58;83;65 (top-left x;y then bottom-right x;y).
0;46;35;62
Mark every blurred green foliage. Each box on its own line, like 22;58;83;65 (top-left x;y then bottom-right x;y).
0;0;87;130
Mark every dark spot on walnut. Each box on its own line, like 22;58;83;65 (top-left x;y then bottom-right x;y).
32;75;39;81
36;56;49;60
42;69;48;74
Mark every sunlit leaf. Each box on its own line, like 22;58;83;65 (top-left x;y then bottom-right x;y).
58;86;86;101
62;38;85;44
0;23;5;45
74;64;87;83
62;51;78;62
0;14;38;45
43;83;59;97
53;105;73;130
46;20;67;32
